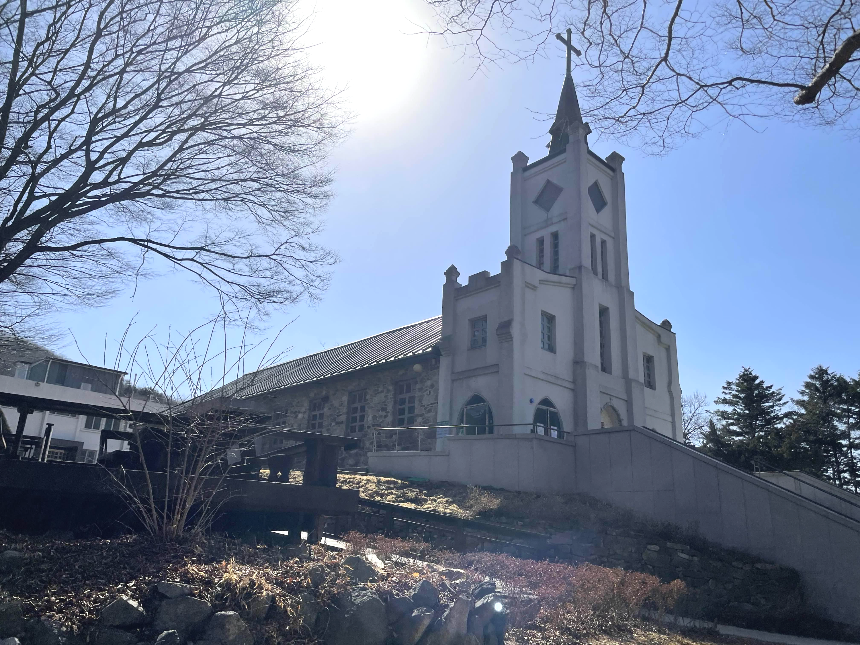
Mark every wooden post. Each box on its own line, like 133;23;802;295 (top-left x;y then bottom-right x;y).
10;407;32;457
39;423;54;462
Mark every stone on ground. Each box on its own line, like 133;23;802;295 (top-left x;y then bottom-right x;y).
93;628;137;645
154;597;213;635
30;618;82;645
393;608;434;645
410;580;439;608
154;631;180;645
200;612;252;645
297;593;319;630
0;600;25;636
325;589;388;645
341;555;377;583
243;593;272;622
0;637;20;645
385;595;415;624
100;598;148;628
157;582;193;599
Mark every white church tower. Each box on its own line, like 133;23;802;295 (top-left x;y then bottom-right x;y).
436;59;682;440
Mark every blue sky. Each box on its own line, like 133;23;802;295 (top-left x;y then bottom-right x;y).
56;0;860;407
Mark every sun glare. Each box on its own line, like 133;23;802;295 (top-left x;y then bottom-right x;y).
308;0;429;123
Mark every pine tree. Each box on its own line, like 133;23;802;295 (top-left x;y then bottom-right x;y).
702;367;786;470
787;367;853;488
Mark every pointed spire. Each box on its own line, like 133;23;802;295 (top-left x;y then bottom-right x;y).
548;72;583;154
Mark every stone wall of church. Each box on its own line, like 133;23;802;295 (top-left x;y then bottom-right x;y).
247;356;440;467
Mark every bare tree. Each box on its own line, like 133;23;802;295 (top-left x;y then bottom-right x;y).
425;0;860;150
0;0;341;335
681;390;710;445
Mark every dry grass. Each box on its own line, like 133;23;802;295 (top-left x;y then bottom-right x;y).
336;471;656;535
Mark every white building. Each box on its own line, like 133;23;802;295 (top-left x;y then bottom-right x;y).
0;337;131;461
436;71;681;440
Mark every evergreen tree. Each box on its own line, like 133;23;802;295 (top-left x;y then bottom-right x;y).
702;367;787;470
787;366;855;489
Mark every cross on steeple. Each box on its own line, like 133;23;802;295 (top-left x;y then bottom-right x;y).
555;28;581;76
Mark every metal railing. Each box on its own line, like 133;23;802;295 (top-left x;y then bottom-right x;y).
370;423;570;452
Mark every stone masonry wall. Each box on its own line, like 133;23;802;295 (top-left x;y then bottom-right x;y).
246;357;440;468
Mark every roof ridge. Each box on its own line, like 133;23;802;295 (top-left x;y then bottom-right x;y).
259;315;442;374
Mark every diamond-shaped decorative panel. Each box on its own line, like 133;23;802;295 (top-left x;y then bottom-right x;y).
588;180;608;213
534;180;563;213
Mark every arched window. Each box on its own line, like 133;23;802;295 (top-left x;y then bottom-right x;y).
533;398;563;438
458;395;494;435
601;404;622;428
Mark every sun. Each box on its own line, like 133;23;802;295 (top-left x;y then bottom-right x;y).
307;0;430;123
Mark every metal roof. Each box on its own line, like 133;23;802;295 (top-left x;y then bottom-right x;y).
210;316;442;400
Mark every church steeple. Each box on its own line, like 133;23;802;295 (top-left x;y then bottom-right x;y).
548;28;583;154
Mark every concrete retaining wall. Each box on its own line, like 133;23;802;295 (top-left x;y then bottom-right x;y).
755;471;860;523
368;426;860;627
368;433;576;493
575;427;860;627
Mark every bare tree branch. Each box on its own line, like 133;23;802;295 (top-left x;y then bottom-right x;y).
0;0;344;335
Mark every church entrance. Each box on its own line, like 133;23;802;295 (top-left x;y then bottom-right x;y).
601;404;622;428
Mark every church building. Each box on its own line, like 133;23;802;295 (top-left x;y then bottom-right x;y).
218;64;682;466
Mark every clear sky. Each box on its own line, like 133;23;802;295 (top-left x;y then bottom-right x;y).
56;0;860;407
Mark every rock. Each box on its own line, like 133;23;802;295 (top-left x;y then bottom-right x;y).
200;612;252;645
154;631;181;645
385;595;415;624
296;593;319;630
0;552;24;574
393;608;434;645
101;598;148;628
0;637;20;645
0;600;25;637
154;597;213;636
325;589;388;645
157;582;193;599
410;581;439;609
30;618;82;645
466;594;503;636
243;594;272;622
420;597;471;645
342;555;377;583
93;629;137;645
470;582;495;602
307;564;326;588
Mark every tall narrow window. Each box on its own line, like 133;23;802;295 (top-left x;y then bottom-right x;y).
643;354;656;390
590;233;598;276
396;380;417;426
308;399;325;430
540;312;556;353
84;415;101;430
347;390;367;434
13;363;28;379
599;306;612;374
550;232;560;273
536;236;545;270
600;238;609;280
470;316;488;349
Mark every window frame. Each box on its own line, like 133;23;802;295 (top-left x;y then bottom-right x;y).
83;415;102;431
308;398;326;431
533;398;563;438
600;238;609;280
458;394;494;435
599;306;612;374
395;380;418;427
550;231;560;273
540;311;556;353
590;233;598;276
643;354;656;390
469;316;488;349
588;180;608;213
346;390;367;434
14;362;29;379
536;236;545;270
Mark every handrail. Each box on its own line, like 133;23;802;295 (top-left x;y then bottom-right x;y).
370;423;570;452
752;457;860;512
